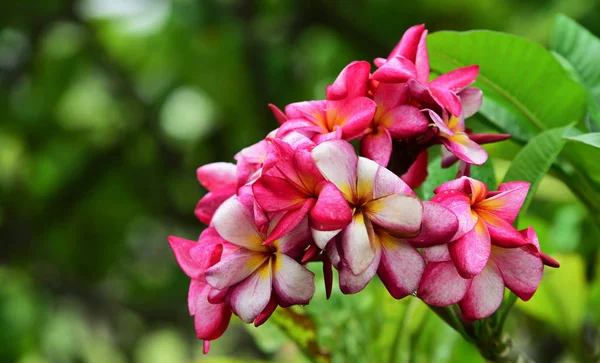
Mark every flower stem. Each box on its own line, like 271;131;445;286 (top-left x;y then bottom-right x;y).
475;331;534;363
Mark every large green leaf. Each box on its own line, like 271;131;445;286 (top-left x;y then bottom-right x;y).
550;15;600;99
427;31;587;141
564;132;600;149
502;126;572;216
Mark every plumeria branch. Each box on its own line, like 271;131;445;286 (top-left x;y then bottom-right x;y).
168;24;560;361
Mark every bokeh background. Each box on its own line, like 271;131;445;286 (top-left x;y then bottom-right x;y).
1;1;600;362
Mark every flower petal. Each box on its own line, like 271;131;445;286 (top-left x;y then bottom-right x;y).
333;98;377;141
430;86;462;117
228;264;273;323
311;228;341;250
204;249;268;290
189;280;232;340
417;261;471;306
253;175;308;212
168;236;223;280
195;190;235;225
373;160;415;198
254;295;278;327
212;197;265;250
458;88;482;118
442;134;488;166
430;65;479;92
448;218;491;278
197;162;237;191
272;253;315;306
407;201;459;247
373;83;408;117
383;105;429;139
491;245;542;301
478;210;528;248
431;190;477;239
387;24;426;62
378;233;425;299
421;244;452;262
458;260;504;320
326;61;371;100
268;103;287;124
340;212;376;275
273;215;311;257
364;193;422;237
476;181;530;224
371;56;418;83
263;199;314;245
310;181;353;230
339;243;382;294
360;127;392;167
312;140;358;201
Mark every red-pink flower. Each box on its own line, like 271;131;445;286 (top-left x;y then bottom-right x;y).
312;140;425;295
431;177;530;278
204;196;314;323
253;136;353;245
372;24;479;117
418;227;558;320
168;228;234;353
360;83;430;166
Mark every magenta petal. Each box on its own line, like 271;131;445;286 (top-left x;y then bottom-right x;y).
388;24;425;62
253;175;309;212
168;236;222;279
204;249;268;290
383;105;429;139
476;181;530;224
334;97;377;141
448;219;491;279
431;191;477;240
415;29;430;83
458;88;483;118
377;233;425;299
228;265;273;323
310;182;353;230
491;245;542;301
263;199;314;245
207;287;228;304
401;150;428;189
373;83;408;115
431;65;479;92
268;103;288;124
442;135;488;166
326;61;371;100
422;244;452;263
418;261;471;306
274;214;311;258
272;254;315;306
458;260;504;320
360;128;393;167
195;189;235;225
407;201;459;247
339;244;381;294
189;280;232;340
254;295;278;327
372;160;415;198
340;212;376;275
426;109;454;135
478;211;528;248
197;162;237;191
371;56;418;83
430;86;462;117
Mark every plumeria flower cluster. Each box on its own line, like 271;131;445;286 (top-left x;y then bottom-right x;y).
168;24;559;352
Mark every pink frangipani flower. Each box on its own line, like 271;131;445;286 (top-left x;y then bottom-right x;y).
253;136;353;245
360;83;430;166
311;140;427;296
418;227;558;320
431;177;530;278
168;227;234;354
204;195;315;323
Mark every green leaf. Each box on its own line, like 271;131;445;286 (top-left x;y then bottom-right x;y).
427;30;587;141
550;14;600;99
502;126;572;215
564;132;600;148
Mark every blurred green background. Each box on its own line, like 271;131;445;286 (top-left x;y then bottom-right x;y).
1;0;599;362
